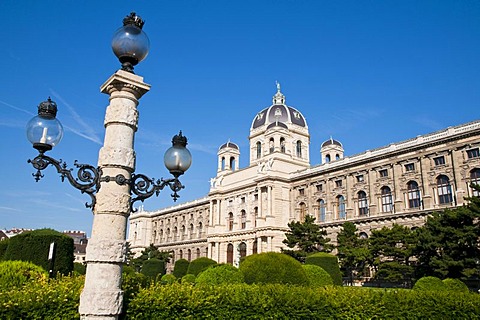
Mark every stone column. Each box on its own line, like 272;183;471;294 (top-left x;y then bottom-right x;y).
79;70;150;319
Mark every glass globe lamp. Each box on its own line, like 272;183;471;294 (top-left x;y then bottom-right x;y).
164;131;192;177
111;12;150;73
26;98;64;153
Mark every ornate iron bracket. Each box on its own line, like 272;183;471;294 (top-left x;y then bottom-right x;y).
28;153;101;209
28;153;185;213
100;173;185;212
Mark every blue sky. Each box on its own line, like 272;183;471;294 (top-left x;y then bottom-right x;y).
1;1;479;236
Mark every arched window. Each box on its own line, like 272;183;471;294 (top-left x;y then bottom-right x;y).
437;175;453;204
159;229;163;242
171;251;175;264
198;222;203;236
228;212;234;231
335;154;340;160
190;223;194;236
470;169;480;197
239;242;247;258
221;157;225;170
241;210;246;229
269;138;274;153
253;239;258;254
280;137;286;153
227;243;234;264
338;195;346;219
196;248;200;259
256;141;262;159
296;141;302;157
181;225;186;238
230;157;236;170
187;249;192;261
299;202;307;221
407;181;421;208
358;191;368;216
381;186;393;212
326;154;331;163
179;249;183;259
359;232;368;239
153;230;157;243
318;199;326;222
174;227;178;240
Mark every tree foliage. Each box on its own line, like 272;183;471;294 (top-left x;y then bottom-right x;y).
282;215;332;261
414;191;480;280
131;244;171;274
336;222;369;282
368;224;416;282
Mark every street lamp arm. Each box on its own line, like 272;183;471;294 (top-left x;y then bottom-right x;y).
130;173;185;211
28;153;101;209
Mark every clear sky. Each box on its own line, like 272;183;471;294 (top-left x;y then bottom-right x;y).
1;1;479;236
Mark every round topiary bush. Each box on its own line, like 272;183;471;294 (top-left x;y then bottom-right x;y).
173;259;190;279
181;273;196;284
443;278;469;293
413;276;447;291
302;264;333;287
161;273;177;285
196;264;244;285
141;258;165;280
305;252;342;285
187;257;217;276
239;252;308;285
0;260;48;290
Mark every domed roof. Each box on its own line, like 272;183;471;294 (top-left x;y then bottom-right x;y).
266;121;288;130
321;137;343;148
219;141;239;150
251;83;307;131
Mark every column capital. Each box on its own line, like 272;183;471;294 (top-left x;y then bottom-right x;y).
100;70;151;99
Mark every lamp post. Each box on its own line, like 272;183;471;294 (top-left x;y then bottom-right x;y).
26;12;191;319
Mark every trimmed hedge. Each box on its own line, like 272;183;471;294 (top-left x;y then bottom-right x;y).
173;259;190;279
2;229;74;276
181;274;196;284
126;283;480;319
413;276;447;291
443;278;469;293
160;274;176;285
141;258;165;280
196;264;244;285
186;257;217;276
302;264;333;287
0;260;47;290
239;252;308;285
305;252;342;285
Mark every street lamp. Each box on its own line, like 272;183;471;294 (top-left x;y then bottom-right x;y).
26;12;191;319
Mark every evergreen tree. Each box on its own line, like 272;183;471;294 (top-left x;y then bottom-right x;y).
414;187;480;279
336;222;369;284
368;224;416;283
282;215;332;262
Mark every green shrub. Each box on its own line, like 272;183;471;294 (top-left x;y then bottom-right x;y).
181;274;196;284
2;229;74;276
413;276;447;291
0;238;9;260
305;252;342;285
442;278;469;292
187;257;217;276
196;264;244;285
173;259;190;279
0;260;48;290
141;258;165;280
0;274;83;319
239;252;308;285
73;262;86;275
160;273;177;285
126;283;480;319
302;264;333;287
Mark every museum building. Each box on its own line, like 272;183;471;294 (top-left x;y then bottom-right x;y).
128;86;480;269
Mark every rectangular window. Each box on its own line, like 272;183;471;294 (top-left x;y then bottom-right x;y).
335;180;342;188
379;169;388;177
434;156;445;166
356;175;364;182
405;163;415;172
316;184;323;192
299;188;305;196
467;148;480;159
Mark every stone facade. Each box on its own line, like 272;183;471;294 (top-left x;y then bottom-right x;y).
128;87;480;271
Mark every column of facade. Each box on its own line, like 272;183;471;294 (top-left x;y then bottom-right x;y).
207;242;212;259
419;156;432;209
79;70;150;319
392;163;404;212
267;236;272;251
258;188;263;217
257;237;262;254
267;186;272;217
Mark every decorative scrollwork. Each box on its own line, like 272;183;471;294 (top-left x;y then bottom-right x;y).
130;173;184;212
28;153;101;209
